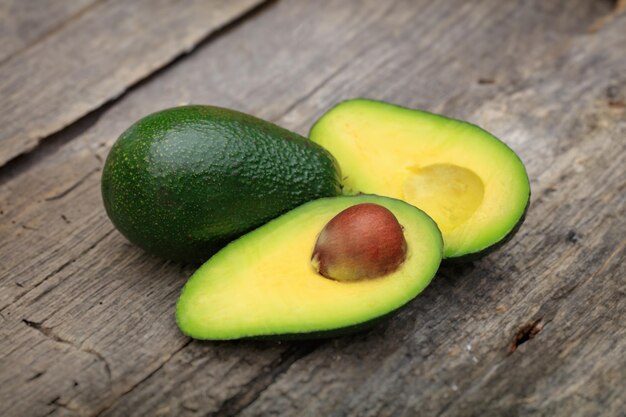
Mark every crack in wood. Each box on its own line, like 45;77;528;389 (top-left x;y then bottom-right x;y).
29;271;78;306
0;99;111;187
207;342;322;417
438;320;557;415
45;168;100;201
0;0;280;181
91;339;193;417
26;371;46;382
21;318;113;394
0;0;277;168
0;0;107;68
424;233;624;415
509;319;544;354
83;347;112;386
22;319;71;345
566;230;579;244
0;228;115;313
477;78;496;85
49;393;83;415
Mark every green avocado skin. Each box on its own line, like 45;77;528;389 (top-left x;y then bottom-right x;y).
101;105;342;263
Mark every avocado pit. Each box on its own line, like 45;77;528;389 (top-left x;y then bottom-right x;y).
311;203;407;281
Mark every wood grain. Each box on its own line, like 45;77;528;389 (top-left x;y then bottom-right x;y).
0;0;268;167
0;0;624;416
0;0;100;63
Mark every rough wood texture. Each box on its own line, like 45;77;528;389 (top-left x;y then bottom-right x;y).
0;0;99;63
0;0;267;167
0;0;624;416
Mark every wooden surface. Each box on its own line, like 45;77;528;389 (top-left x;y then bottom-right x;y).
0;0;267;166
0;0;98;62
0;0;624;416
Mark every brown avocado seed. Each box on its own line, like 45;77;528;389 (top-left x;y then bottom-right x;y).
311;203;408;281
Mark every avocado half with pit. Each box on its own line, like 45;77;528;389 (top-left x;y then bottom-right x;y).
176;195;442;340
309;99;530;260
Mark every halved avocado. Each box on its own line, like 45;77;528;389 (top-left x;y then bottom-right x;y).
176;195;442;340
309;99;530;260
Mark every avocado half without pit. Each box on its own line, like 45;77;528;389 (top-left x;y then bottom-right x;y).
309;99;531;260
176;195;442;340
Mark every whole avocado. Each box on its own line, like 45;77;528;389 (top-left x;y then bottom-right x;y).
101;105;342;263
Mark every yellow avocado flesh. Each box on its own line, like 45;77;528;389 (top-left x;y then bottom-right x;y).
176;195;442;340
309;99;530;258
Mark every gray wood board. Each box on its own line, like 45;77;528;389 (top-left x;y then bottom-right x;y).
0;0;268;167
0;0;624;416
0;0;100;63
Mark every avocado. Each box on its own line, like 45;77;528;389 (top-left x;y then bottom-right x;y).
176;195;442;340
309;99;530;260
101;105;342;263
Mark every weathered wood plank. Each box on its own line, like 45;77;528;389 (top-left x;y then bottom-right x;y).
235;69;626;416
0;0;268;167
0;0;99;63
0;0;624;416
